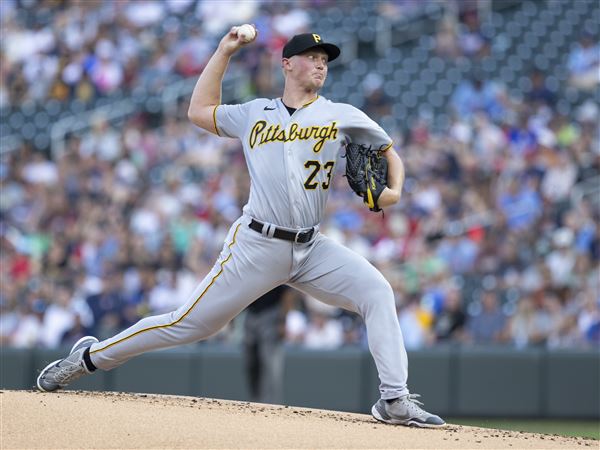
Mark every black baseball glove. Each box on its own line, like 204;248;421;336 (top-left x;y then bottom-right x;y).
344;143;388;212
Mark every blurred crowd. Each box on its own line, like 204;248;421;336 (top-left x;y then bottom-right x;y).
0;0;335;108
1;0;599;352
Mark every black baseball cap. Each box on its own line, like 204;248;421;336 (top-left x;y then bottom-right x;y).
282;33;341;62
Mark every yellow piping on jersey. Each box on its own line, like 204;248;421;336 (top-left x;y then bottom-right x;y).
302;95;319;108
380;142;393;152
212;105;221;136
90;223;242;355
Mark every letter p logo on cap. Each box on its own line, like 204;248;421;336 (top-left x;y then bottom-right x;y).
312;34;321;43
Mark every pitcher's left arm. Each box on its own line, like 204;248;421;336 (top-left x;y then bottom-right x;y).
378;148;404;208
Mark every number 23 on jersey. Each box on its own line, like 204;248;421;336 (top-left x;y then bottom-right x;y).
304;160;335;190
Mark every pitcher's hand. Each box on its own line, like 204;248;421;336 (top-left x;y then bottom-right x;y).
218;25;257;57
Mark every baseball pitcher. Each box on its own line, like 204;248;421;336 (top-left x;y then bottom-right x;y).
37;27;444;428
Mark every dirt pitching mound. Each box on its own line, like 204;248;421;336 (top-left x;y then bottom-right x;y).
1;390;594;449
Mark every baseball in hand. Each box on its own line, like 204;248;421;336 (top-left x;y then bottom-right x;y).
236;24;256;43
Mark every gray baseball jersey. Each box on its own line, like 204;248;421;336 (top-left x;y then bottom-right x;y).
214;96;392;228
88;95;409;401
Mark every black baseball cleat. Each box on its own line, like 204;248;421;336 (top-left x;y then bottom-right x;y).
372;394;446;428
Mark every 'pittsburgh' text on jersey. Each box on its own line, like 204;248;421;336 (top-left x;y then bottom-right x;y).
249;120;338;152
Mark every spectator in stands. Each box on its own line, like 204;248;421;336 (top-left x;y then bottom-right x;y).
546;290;584;349
80;114;123;162
472;112;507;174
458;10;490;59
540;145;577;204
85;271;127;336
303;297;344;350
497;176;543;232
433;286;467;343
534;293;564;347
362;73;392;120
90;40;124;96
9;297;45;349
376;0;426;23
436;230;479;275
60;312;93;349
434;17;461;59
0;278;19;346
510;291;569;348
0;57;9;108
285;301;308;346
397;294;432;350
526;69;556;107
148;269;180;314
21;151;58;186
578;290;600;345
545;228;577;289
567;33;600;92
465;290;508;345
450;74;509;121
40;283;77;349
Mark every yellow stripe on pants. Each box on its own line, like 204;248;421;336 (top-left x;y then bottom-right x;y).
90;223;241;355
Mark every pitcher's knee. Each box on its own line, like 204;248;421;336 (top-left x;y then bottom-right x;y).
190;322;228;343
356;278;396;316
380;279;394;299
170;305;228;343
381;282;397;312
361;270;393;296
371;277;394;303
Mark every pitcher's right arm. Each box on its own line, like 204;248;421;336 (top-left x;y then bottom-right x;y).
188;26;256;134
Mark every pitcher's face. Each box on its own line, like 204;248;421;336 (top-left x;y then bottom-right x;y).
283;49;329;91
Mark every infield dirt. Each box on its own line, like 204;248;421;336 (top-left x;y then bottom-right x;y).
1;390;595;449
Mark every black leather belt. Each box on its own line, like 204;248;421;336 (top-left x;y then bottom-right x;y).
249;219;315;243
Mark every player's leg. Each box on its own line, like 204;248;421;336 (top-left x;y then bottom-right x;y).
256;307;284;404
289;234;408;398
37;217;290;391
289;234;444;427
243;311;261;401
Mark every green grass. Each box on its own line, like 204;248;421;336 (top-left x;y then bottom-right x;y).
448;418;600;440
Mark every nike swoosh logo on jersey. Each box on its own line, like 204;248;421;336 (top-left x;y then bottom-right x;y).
264;106;276;110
